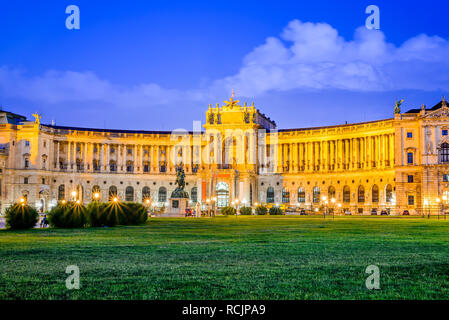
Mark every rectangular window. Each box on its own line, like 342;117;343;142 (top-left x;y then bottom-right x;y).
444;174;449;182
407;132;413;138
408;195;414;205
24;177;28;184
407;175;414;183
407;152;413;164
443;129;448;136
25;140;30;146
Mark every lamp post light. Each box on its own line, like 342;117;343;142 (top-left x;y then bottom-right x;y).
93;192;100;201
337;203;342;215
423;199;428;219
206;198;210;217
322;196;327;219
71;190;77;201
443;195;447;220
331;198;336;219
212;197;217;217
436;197;441;220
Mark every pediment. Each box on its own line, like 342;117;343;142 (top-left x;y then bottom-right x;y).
422;106;449;119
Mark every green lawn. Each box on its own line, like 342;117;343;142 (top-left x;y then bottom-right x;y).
0;216;448;300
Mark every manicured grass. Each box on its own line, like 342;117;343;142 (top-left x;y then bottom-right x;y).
0;216;448;299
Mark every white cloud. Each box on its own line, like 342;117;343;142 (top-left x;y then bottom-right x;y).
215;19;449;96
0;19;448;112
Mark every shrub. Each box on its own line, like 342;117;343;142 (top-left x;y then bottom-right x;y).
86;202;109;227
255;205;268;215
122;203;148;225
269;206;283;215
48;202;88;228
221;206;237;215
239;206;252;215
86;202;148;227
5;203;39;230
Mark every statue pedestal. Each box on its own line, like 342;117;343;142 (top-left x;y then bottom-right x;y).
164;197;189;217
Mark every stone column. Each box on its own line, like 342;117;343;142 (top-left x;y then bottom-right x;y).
99;144;104;171
56;141;60;170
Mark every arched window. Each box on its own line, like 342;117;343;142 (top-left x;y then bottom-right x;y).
343;186;350;203
125;186;134;202
313;187;320;203
92;185;100;200
328;186;336;200
190;187;198;203
385;184;393;203
372;185;379;203
439;143;449;163
297;188;305;203
158;187;167;202
58;184;65;201
109;186;117;200
142;186;151;202
266;187;275;203
358;186;365;203
282;188;290;203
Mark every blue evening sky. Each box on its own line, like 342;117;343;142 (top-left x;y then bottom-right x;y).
0;0;448;130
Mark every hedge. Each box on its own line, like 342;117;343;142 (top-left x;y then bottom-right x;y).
255;206;268;216
87;201;148;227
269;206;283;215
255;205;268;215
5;203;39;230
48;202;88;228
221;206;237;215
239;206;252;215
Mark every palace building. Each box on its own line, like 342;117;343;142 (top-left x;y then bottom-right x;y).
1;93;449;215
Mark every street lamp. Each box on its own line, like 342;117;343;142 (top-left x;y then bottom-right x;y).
322;196;327;219
331;198;336;219
93;192;100;200
443;195;448;220
71;190;77;201
337;203;342;215
436;197;441;219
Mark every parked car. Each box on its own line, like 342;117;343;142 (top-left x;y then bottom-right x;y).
185;208;195;217
380;210;388;216
371;209;377;215
344;210;352;215
299;209;307;215
403;210;410;216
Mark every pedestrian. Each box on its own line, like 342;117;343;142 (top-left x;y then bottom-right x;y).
41;215;49;228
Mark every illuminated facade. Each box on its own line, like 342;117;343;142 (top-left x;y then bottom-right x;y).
1;94;449;215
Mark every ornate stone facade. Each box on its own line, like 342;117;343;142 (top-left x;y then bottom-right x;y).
1;95;449;215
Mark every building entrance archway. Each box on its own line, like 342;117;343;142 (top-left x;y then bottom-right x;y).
216;182;229;208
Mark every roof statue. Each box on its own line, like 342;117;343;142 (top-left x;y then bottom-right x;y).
223;89;241;110
394;99;404;114
32;113;41;125
442;96;447;108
